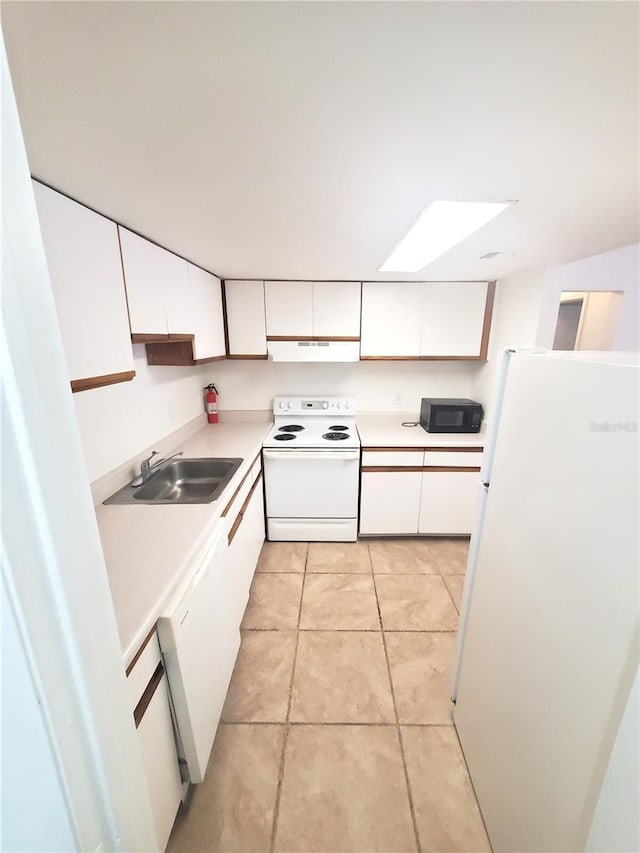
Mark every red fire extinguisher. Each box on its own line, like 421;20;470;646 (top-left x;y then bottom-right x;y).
204;383;219;424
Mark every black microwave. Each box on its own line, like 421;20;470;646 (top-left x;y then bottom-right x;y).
420;398;483;433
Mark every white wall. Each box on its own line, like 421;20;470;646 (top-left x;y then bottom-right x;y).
471;267;548;411
212;359;480;415
74;345;213;481
538;243;639;349
473;243;639;420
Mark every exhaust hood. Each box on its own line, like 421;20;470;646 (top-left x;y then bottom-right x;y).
267;340;360;363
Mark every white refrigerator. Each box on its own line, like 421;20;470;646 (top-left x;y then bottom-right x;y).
452;349;639;853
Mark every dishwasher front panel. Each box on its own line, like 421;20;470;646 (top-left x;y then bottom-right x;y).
157;522;239;783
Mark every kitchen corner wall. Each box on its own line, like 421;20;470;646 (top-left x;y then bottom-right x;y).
211;359;481;415
473;242;640;420
73;345;212;482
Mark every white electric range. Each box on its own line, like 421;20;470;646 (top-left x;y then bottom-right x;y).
263;396;360;541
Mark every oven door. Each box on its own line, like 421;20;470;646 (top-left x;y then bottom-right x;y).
263;449;360;518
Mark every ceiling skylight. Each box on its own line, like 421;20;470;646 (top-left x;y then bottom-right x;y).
378;200;513;272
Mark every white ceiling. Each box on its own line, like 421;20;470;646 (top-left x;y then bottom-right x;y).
2;1;638;281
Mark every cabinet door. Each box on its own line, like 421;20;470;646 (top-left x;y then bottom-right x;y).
360;283;423;357
265;281;313;337
240;477;266;601
228;476;266;621
225;280;267;356
312;282;361;338
119;227;186;335
187;265;225;360
360;471;422;534
136;671;182;851
33;182;134;384
420;282;488;357
418;470;478;534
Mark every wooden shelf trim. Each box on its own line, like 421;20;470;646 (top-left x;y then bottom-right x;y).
133;662;164;728
362;445;483;453
227;354;269;360
362;465;482;473
221;451;263;517
71;370;135;393
267;335;360;342
360;355;487;361
131;333;194;344
125;622;158;676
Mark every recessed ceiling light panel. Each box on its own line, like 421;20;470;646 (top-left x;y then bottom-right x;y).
378;200;513;273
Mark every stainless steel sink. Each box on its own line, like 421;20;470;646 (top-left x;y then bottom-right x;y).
104;457;243;505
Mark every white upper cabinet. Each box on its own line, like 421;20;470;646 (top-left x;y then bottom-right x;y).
312;282;361;337
361;280;492;359
360;282;423;357
120;228;225;363
187;264;225;360
119;227;187;336
225;280;267;357
421;282;488;357
265;281;313;337
33;182;134;388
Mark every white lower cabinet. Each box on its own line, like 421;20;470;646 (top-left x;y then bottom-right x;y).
359;449;482;536
136;670;183;851
128;634;181;851
359;471;422;535
418;470;479;534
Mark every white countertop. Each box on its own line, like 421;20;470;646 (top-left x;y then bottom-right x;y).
96;421;271;667
357;413;486;448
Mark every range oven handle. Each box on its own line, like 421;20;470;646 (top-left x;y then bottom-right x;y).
263;449;360;462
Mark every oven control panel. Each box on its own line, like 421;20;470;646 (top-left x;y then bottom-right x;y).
274;397;356;415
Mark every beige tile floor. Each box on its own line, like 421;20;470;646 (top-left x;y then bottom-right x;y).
168;537;491;853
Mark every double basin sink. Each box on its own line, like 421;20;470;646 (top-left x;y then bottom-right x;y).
104;457;243;505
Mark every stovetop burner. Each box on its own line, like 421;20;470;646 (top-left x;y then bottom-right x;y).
278;424;305;432
274;433;296;441
329;425;349;431
323;432;349;441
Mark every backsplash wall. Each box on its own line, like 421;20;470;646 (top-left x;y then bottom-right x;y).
73;345;211;482
209;359;481;414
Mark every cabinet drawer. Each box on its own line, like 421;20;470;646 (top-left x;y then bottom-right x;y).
423;450;483;468
362;450;423;468
126;631;161;710
221;453;261;523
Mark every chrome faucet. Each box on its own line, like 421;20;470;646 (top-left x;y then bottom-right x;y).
131;450;184;487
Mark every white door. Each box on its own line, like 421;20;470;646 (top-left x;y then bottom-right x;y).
263;450;359;518
33;182;134;382
420;282;488;357
187;264;225;360
418;470;478;534
359;471;422;534
360;282;423;357
454;353;640;852
265;281;313;337
224;280;267;356
312;282;361;337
